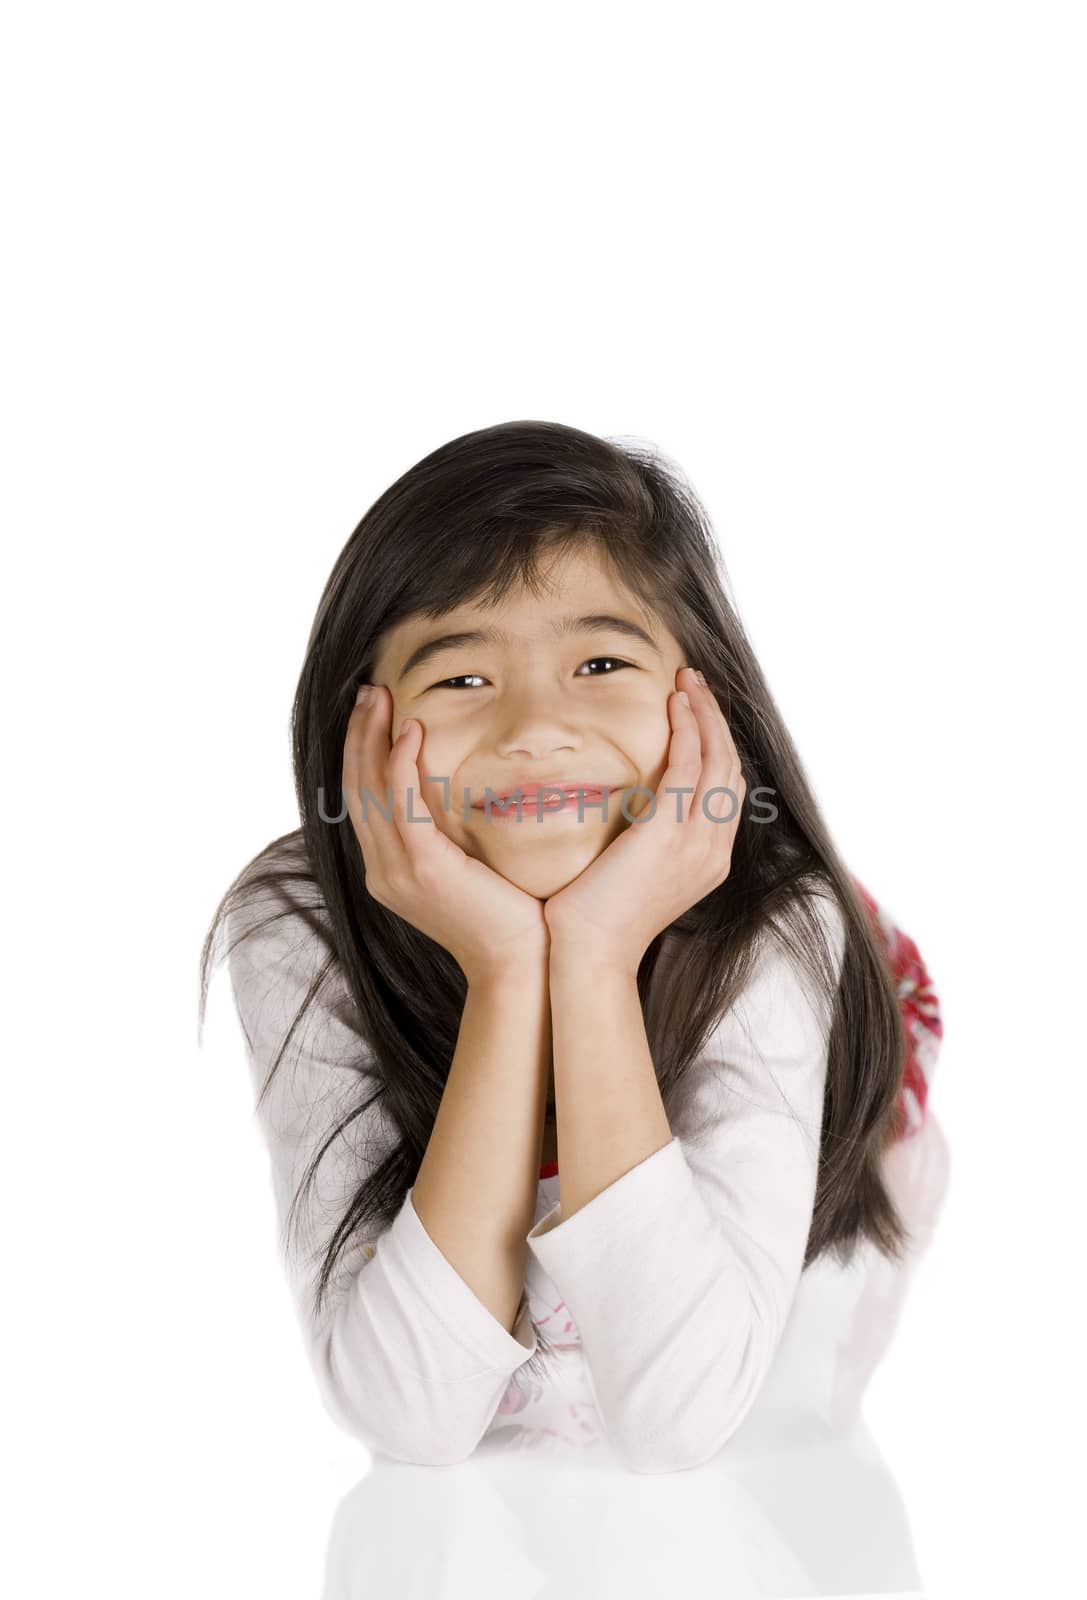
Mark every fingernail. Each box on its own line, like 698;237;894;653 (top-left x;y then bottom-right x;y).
692;668;707;687
677;690;690;707
355;684;373;705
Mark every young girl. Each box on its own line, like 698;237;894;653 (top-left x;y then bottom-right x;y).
199;420;943;1474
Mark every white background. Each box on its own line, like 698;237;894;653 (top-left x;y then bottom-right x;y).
4;4;1084;1597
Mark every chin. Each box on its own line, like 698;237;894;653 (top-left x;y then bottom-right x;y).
490;844;606;903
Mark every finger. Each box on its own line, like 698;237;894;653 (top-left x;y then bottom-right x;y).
676;669;738;821
385;712;439;855
654;688;703;824
343;684;408;875
709;764;745;842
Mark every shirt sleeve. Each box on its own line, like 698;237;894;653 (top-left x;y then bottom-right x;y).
226;896;539;1467
524;892;848;1474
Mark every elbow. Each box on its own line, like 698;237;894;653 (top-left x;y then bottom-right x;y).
612;1316;774;1476
619;1408;750;1475
334;1406;480;1467
310;1329;488;1468
618;1392;761;1476
316;1369;481;1467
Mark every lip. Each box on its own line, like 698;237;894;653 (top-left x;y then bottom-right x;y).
471;782;618;810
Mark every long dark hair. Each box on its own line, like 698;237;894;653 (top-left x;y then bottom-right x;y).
198;419;913;1339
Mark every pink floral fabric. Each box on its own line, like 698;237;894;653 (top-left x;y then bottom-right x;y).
486;1257;604;1453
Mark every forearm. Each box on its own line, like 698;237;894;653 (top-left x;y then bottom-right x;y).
411;954;551;1337
548;946;673;1221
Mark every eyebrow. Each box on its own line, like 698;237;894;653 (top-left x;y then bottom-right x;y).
396;613;662;683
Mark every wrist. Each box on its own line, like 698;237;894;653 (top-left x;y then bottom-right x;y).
548;935;642;984
463;942;551;991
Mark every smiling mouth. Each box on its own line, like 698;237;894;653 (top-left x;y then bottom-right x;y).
471;784;618;817
472;783;616;807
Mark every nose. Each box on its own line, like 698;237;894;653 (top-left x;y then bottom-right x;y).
492;680;582;760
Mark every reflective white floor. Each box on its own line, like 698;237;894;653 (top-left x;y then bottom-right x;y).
317;1114;952;1599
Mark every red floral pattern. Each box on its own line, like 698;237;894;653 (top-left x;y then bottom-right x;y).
851;875;943;1143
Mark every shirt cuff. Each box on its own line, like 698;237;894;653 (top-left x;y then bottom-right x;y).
525;1135;683;1254
396;1188;538;1371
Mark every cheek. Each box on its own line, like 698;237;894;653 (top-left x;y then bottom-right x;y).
413;731;463;820
629;707;674;774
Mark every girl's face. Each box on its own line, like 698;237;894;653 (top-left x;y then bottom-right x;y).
368;546;688;901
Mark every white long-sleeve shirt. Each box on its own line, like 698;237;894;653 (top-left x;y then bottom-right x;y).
226;888;847;1474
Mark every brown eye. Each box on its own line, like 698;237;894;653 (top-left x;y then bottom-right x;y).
576;657;633;676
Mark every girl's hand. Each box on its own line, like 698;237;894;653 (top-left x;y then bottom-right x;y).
543;665;746;973
342;684;550;986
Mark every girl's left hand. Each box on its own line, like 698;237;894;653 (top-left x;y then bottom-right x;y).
543;665;747;971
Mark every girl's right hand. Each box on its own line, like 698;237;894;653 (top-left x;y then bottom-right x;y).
342;684;550;986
